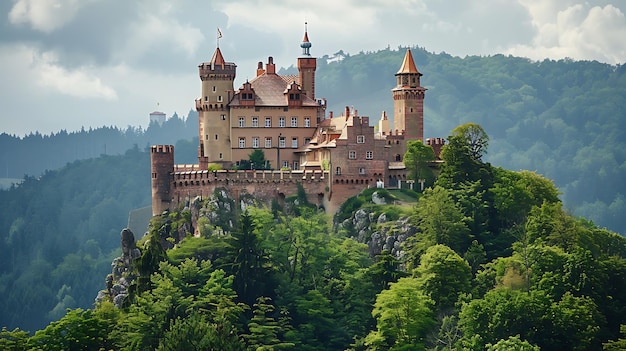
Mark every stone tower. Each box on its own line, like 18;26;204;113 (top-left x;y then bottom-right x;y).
150;145;174;216
392;49;426;142
297;23;316;101
197;47;237;169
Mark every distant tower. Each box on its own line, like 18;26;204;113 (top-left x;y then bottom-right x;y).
392;49;426;142
298;22;316;100
149;111;166;126
151;145;174;216
196;46;236;169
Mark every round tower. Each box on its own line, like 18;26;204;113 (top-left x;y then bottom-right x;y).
392;49;426;142
197;47;237;169
151;145;174;216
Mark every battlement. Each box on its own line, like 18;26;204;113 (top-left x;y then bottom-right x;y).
426;137;446;159
151;145;174;154
199;62;236;80
171;169;327;189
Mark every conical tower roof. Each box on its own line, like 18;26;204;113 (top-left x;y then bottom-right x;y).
210;47;225;66
396;49;420;75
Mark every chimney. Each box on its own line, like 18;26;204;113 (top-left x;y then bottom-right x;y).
329;111;333;118
256;61;265;76
345;106;350;120
266;57;276;74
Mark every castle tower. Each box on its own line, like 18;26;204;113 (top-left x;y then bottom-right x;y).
196;46;236;168
151;145;174;216
392;49;426;142
298;22;316;100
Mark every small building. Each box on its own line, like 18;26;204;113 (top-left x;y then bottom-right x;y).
150;111;166;126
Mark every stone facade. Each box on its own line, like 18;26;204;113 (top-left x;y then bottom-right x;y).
151;28;442;216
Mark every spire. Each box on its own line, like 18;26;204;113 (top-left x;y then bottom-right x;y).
300;22;312;56
397;49;420;75
210;47;225;68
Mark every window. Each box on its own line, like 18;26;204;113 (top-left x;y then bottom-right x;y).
221;114;226;120
291;117;298;127
336;167;341;175
218;95;223;102
239;138;245;148
205;134;208;140
215;134;218;140
279;136;286;148
291;137;298;148
212;86;216;92
265;137;272;148
304;138;311;145
279;117;285;127
252;137;259;148
293;161;299;169
304;117;311;127
204;96;208;101
357;135;365;143
282;160;289;168
219;153;223;159
348;151;356;159
366;151;373;159
252;117;259;127
265;117;271;127
238;117;245;127
359;168;366;175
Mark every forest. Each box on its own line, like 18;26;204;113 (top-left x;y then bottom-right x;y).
1;123;625;351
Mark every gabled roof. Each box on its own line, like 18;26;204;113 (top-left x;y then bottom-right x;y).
397;49;420;75
230;73;318;107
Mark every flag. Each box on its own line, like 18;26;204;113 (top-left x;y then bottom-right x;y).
217;27;222;39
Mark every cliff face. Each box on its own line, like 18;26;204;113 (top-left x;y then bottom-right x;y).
335;190;418;260
96;228;141;307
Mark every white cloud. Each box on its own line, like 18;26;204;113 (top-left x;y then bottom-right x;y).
8;0;93;33
508;2;626;63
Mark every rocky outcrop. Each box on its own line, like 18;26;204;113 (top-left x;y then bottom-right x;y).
95;228;141;307
340;208;417;261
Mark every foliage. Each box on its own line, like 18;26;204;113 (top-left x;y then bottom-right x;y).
403;140;435;187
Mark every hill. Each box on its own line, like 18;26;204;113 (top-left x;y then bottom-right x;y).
3;124;625;351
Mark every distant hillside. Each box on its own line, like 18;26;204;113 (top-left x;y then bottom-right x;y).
307;47;626;234
0;147;151;332
0;110;199;179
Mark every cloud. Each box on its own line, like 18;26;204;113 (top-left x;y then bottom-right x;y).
508;2;626;64
0;43;117;100
8;0;92;33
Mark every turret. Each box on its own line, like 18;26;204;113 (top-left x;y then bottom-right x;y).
392;49;426;142
151;145;174;216
297;22;316;99
196;46;237;168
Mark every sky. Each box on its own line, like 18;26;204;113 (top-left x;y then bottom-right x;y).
1;0;625;137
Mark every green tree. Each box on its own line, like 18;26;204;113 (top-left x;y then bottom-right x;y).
0;327;30;351
403;140;435;189
415;244;472;311
407;186;471;265
365;277;435;351
450;123;489;162
486;335;540;351
249;149;270;170
243;297;295;350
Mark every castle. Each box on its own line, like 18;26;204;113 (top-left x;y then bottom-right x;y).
151;27;443;216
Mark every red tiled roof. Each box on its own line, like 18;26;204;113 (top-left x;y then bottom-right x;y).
230;73;318;107
397;49;420;75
